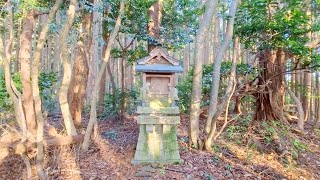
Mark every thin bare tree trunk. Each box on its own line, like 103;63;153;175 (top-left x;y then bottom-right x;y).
232;36;241;114
1;3;28;141
59;0;78;136
302;70;311;121
86;0;101;103
98;64;107;115
14;19;22;73
120;52;125;122
205;38;238;151
314;72;320;129
295;60;300;100
20;11;37;132
303;0;312;122
205;0;239;133
183;43;190;77
203;29;210;64
31;1;63;178
286;87;304;130
189;0;218;148
82;1;124;150
147;0;162;52
212;17;220;62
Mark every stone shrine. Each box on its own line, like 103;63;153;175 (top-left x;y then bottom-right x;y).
132;46;183;164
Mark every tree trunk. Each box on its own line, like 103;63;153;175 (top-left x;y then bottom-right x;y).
302;70;311;121
0;4;28;141
107;59;117;95
189;0;218;148
82;1;124;150
212;17;220;63
119;52;125;123
205;38;238;151
98;19;110;115
232;36;242;114
69;43;89;128
86;0;101;103
97;64;107;115
295;61;300;100
203;28;210;64
14;19;22;73
31;0;64;179
254;48;286;123
58;0;78;136
286;87;304;130
20;12;37;132
97;40;106;116
183;43;190;77
314;72;320;129
147;0;162;52
205;0;239;133
291;60;295;95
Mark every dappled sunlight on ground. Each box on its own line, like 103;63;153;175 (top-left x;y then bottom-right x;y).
1;115;320;179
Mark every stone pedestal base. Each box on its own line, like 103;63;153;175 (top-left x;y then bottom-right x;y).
132;115;183;164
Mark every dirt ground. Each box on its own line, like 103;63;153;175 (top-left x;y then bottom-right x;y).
0;114;319;180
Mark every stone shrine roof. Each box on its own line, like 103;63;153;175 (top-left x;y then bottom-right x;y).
135;64;183;73
135;46;183;73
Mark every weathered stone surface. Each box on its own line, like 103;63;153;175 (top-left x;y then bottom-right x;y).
132;121;182;164
137;115;180;124
133;49;183;164
141;166;157;173
137;106;180;114
134;171;153;177
163;124;171;133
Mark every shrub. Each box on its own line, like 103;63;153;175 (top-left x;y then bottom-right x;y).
0;72;57;113
101;88;140;119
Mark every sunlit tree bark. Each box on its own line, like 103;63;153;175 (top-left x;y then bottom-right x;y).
20;11;37;132
31;0;63;178
58;0;78;136
82;1;124;150
189;0;218;148
205;0;239;134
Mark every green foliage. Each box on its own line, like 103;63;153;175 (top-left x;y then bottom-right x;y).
104;0;199;52
0;72;57;112
177;62;255;112
127;44;148;64
38;72;57;95
111;43;148;65
39;72;58;112
290;139;307;159
235;0;320;68
0;73;21;111
101;88;140;119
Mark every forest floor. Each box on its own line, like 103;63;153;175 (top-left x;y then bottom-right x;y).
0;113;320;179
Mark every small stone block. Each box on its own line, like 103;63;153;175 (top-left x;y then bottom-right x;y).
163;125;171;133
137;106;180;114
146;124;155;133
134;171;152;177
138;115;180;124
155;125;162;134
141;166;157;173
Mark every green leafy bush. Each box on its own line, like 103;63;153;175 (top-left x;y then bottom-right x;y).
0;73;22;111
177;62;255;113
0;72;57;112
101;88;140;119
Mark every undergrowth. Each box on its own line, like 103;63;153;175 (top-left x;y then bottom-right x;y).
223;116;310;168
